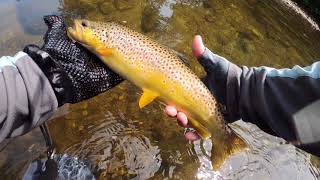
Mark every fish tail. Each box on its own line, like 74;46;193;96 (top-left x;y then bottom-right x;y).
211;130;247;170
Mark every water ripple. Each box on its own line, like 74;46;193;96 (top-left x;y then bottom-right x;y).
64;110;161;179
193;121;320;180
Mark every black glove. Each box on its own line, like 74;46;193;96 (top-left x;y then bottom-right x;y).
24;15;123;106
199;47;254;124
199;48;231;106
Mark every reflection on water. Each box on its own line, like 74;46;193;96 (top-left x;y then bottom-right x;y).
196;122;320;179
0;0;320;179
0;0;58;55
16;0;59;35
64;110;162;179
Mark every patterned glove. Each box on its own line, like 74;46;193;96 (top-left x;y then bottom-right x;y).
24;15;123;106
199;48;230;107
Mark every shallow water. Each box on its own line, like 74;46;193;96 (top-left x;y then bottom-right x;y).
0;0;320;179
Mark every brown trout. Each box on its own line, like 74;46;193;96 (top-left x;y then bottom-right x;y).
67;20;246;169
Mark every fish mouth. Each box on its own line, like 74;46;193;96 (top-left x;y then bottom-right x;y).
67;19;90;45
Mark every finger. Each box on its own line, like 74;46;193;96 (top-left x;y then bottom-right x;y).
23;44;41;58
177;112;188;127
192;35;205;59
43;15;63;27
185;131;201;141
23;44;51;68
165;105;177;117
197;44;230;76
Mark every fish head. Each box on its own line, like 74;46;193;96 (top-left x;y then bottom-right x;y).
67;19;111;55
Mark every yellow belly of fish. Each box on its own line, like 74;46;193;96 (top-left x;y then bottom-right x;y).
99;50;212;139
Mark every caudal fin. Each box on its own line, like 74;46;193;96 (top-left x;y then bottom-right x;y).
211;131;247;170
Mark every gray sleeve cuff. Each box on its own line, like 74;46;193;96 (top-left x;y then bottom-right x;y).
293;100;320;145
0;52;58;141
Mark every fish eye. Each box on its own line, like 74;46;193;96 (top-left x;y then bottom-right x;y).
81;21;88;27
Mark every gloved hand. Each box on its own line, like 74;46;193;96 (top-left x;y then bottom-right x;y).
24;15;123;106
165;35;233;140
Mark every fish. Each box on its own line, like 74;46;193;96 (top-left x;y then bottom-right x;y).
67;19;246;169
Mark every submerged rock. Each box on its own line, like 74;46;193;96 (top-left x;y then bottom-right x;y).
113;0;134;11
141;5;160;33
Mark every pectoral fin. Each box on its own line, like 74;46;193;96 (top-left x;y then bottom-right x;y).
139;89;159;108
96;47;114;56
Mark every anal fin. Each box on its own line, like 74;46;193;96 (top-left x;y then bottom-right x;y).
139;89;159;108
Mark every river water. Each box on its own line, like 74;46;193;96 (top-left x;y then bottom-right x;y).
0;0;319;179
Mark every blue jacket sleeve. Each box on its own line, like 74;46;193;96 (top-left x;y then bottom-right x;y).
0;52;58;142
226;61;320;156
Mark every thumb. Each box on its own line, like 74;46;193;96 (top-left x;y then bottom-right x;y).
192;35;205;59
192;36;229;75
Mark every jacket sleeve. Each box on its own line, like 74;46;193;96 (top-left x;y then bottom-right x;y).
226;61;320;156
0;52;58;142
